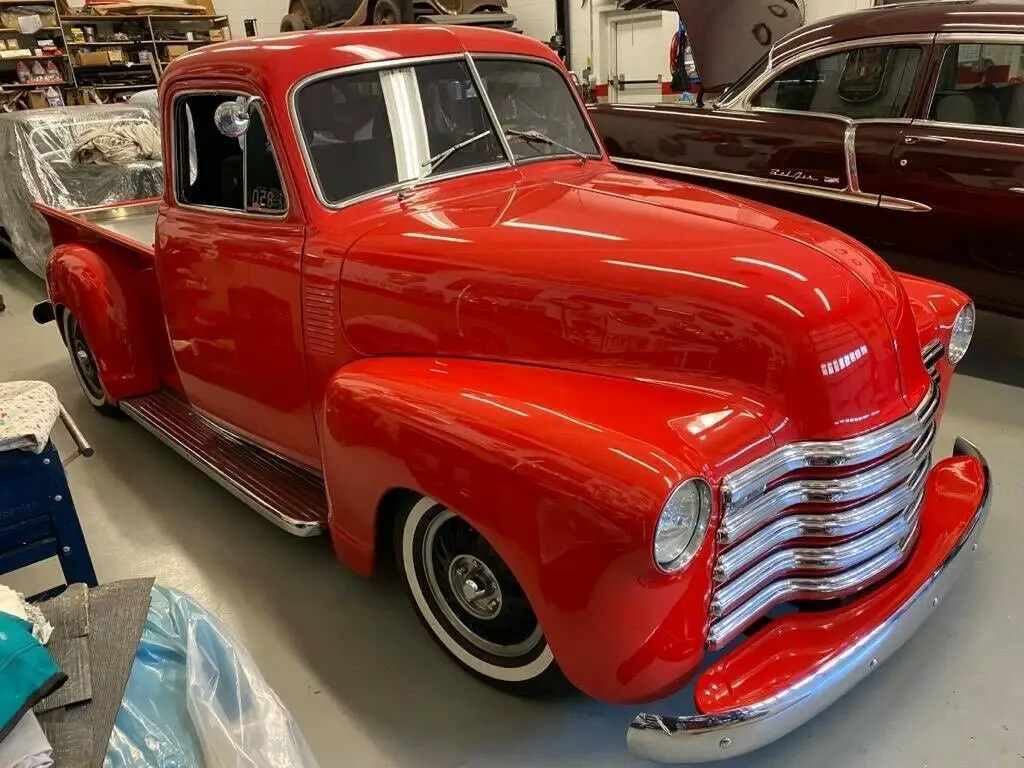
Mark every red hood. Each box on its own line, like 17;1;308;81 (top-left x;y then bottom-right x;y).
338;162;930;449
620;0;805;89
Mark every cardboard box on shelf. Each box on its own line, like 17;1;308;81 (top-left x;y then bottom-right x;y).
76;50;110;66
164;44;189;59
25;89;47;109
106;47;125;63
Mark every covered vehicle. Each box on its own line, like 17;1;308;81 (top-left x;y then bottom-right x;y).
33;25;988;763
592;0;1024;316
280;0;516;31
0;105;162;277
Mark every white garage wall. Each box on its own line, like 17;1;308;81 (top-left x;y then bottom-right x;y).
567;0;676;85
506;0;556;44
805;0;873;22
565;0;881;97
214;0;284;38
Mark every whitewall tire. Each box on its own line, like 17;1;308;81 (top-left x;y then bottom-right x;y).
396;495;571;696
62;311;117;414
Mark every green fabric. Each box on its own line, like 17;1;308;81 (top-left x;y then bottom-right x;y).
0;611;66;741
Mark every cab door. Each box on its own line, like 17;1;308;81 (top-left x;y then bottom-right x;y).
875;38;1024;313
156;88;319;466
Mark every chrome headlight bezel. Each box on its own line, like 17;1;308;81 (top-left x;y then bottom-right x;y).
653;478;712;573
947;302;975;366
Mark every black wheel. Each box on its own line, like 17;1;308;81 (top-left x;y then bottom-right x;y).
280;13;310;31
396;496;572;696
62;311;118;416
372;0;413;25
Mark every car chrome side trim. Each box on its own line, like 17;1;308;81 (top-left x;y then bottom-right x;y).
610;156;931;212
935;32;1024;46
626;438;991;764
611;156;877;205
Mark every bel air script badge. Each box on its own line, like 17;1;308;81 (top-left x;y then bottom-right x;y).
769;168;843;186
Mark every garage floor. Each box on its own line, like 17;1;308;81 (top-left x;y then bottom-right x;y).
3;257;1023;767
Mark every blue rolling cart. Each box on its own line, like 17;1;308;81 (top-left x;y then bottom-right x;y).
0;401;98;595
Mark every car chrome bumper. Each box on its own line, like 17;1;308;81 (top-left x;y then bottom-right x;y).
627;436;991;764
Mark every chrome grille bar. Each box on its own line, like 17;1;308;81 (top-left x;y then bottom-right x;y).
722;380;939;509
706;514;921;650
707;343;944;651
719;418;936;545
714;459;929;582
711;492;924;619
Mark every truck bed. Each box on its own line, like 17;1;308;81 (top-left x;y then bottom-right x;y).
35;200;158;260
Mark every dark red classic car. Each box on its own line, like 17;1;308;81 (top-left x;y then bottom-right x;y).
592;0;1024;316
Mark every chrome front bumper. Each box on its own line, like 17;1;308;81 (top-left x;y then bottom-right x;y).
627;437;991;764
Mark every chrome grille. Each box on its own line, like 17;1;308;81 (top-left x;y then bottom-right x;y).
707;343;944;650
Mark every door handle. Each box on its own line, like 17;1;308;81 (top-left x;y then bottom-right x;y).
903;135;947;146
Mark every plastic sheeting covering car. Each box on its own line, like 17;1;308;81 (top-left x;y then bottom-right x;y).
105;585;319;768
0;105;163;277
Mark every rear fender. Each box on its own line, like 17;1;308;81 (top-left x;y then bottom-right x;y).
320;357;771;702
47;242;161;402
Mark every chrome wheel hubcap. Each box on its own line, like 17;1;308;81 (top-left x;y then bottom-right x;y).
71;325;103;398
448;554;502;620
421;509;543;658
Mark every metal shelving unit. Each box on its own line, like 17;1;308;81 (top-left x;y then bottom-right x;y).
60;10;231;99
0;0;66;103
0;4;230;106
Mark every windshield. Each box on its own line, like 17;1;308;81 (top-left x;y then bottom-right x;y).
295;56;599;205
473;59;601;161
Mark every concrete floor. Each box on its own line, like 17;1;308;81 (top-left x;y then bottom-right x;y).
2;255;1023;768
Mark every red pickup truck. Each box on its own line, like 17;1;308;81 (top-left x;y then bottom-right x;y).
33;26;989;763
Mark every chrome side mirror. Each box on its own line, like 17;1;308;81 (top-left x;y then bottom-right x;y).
214;97;254;138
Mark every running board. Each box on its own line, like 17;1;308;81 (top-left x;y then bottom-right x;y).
120;391;326;537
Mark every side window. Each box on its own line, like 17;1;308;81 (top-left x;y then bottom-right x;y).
175;93;286;214
413;60;504;174
929;43;1024;129
754;46;922;120
244;107;287;213
295;70;398;204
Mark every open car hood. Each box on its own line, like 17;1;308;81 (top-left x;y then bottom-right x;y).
619;0;805;89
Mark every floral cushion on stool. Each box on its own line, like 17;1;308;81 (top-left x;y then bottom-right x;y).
0;381;60;454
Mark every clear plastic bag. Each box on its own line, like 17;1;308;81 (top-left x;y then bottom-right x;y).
186;607;319;768
105;586;318;768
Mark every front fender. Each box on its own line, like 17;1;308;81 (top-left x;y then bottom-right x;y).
47;242;160;402
320;357;772;703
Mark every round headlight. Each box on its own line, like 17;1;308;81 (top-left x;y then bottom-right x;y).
947;302;975;366
653;478;712;572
